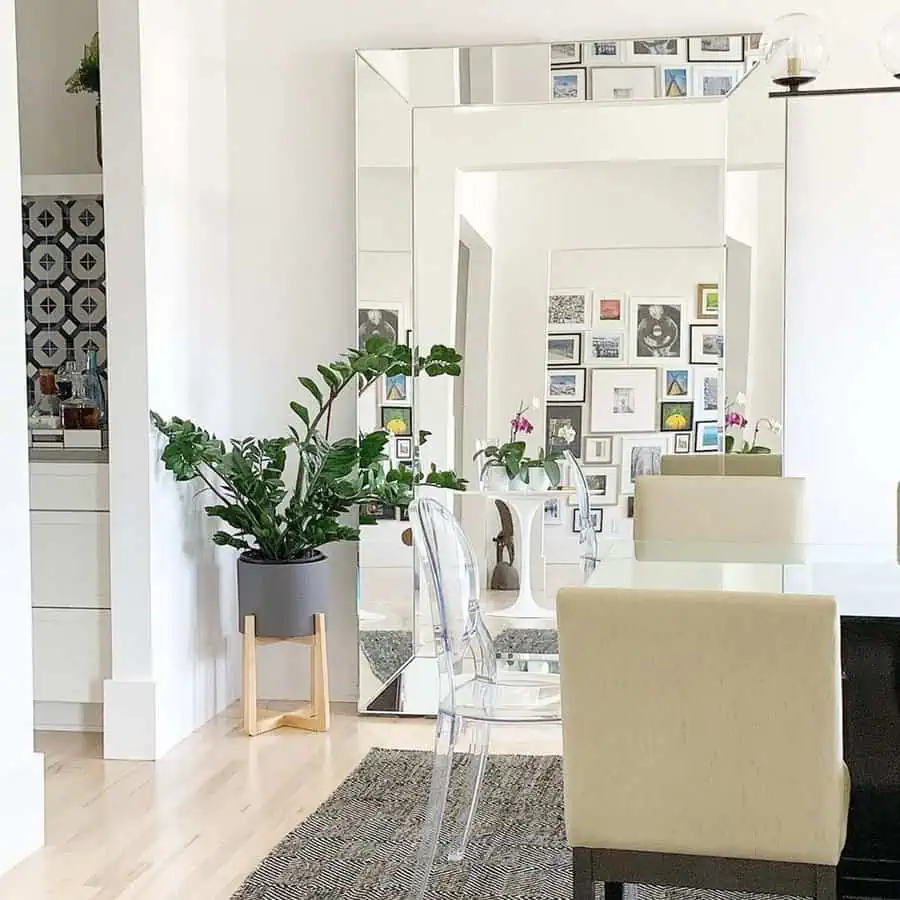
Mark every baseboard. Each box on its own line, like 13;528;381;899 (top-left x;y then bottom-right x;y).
0;752;44;876
103;678;157;760
34;701;103;733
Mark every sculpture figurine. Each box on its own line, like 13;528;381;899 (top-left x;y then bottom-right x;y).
489;499;519;591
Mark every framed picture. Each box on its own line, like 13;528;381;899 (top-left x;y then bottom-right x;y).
690;324;723;364
627;495;635;518
548;289;592;329
544;496;564;525
694;420;721;453
587;331;626;365
547;333;582;366
693;366;720;415
620;435;670;494
697;283;719;319
547;367;587;403
746;33;762;52
595;295;624;322
358;304;403;349
583;435;614;464
551;68;587;101
660;400;695;433
663;367;691;399
661;66;688;98
687;35;745;63
573;507;603;534
546;404;583;457
589;368;657;433
382;372;409;403
626;37;685;63
582;465;619;505
381;406;412;436
692;65;744;97
394;436;413;461
673;432;692;454
584;39;624;65
630;299;684;361
551;42;583;66
591;66;656;101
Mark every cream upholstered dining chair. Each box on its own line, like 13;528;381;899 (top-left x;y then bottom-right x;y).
557;586;849;900
633;474;805;562
661;453;783;476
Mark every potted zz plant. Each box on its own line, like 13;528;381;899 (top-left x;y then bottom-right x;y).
152;338;461;638
66;32;102;168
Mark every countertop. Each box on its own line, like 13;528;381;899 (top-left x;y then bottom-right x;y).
29;446;109;464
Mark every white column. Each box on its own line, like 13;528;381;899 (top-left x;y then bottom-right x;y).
0;0;44;873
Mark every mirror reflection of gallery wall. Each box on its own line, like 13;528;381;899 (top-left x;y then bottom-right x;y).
354;39;786;717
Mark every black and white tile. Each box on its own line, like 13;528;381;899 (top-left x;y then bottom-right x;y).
22;195;106;405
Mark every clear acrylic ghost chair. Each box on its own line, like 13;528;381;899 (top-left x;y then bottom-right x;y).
408;497;561;899
564;450;601;579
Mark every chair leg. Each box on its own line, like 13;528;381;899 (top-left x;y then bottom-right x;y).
448;720;490;862
815;866;837;900
573;847;594;900
409;711;458;900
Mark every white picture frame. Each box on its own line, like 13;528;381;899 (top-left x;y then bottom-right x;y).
589;368;657;433
547;333;583;366
687;35;745;63
673;432;692;454
662;366;691;399
583;435;614;464
358;302;406;350
546;367;587;403
690;324;723;364
581;465;620;506
620;434;671;494
584;39;624;65
594;294;624;323
629;298;685;363
551;68;587;102
591;66;656;101
551;42;583;66
692;64;744;97
587;331;626;365
394;436;413;461
548;289;592;329
693;366;720;415
661;66;689;98
625;37;686;64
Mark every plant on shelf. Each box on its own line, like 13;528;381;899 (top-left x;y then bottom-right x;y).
151;337;461;637
520;447;562;489
65;32;102;167
724;392;782;454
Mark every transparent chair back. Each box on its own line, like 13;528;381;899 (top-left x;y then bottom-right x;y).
409;497;496;711
564;449;600;578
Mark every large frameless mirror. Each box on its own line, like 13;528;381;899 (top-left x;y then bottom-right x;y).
355;34;785;716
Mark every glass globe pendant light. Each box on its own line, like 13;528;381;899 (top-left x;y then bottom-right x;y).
878;13;900;79
762;12;829;91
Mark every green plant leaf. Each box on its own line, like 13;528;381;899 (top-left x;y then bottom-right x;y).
298;377;323;405
290;401;310;427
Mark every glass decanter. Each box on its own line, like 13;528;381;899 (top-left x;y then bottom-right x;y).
29;368;61;431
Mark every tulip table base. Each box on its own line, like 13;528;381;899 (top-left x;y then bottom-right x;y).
484;492;557;620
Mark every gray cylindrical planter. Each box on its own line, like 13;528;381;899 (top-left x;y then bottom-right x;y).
237;551;329;638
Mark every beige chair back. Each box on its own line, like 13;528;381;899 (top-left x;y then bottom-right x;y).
633;475;805;562
557;586;847;865
661;454;783;477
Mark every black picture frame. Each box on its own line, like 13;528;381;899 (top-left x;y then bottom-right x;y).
546;404;583;458
660;400;695;433
693;420;720;453
572;507;603;534
547;332;583;367
381;406;412;437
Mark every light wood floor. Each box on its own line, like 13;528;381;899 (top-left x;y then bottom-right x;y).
0;704;562;899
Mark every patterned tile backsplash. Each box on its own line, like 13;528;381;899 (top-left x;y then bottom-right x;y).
22;195;106;406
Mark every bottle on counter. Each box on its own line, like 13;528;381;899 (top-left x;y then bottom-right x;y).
83;349;106;427
61;373;101;430
28;368;61;431
55;359;76;403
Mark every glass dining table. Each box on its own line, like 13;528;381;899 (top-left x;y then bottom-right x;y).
489;538;900;900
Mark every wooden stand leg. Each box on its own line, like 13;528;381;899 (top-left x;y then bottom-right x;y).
242;613;331;737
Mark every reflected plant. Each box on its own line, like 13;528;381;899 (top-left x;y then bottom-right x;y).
724;392;782;454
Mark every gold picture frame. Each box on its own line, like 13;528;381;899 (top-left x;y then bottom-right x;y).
697;283;719;319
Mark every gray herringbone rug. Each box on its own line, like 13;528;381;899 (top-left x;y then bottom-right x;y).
230;748;793;900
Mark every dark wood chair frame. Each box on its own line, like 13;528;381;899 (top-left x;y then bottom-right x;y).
573;848;837;900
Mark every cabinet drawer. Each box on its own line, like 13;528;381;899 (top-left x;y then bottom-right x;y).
30;463;109;511
32;608;111;704
30;511;110;609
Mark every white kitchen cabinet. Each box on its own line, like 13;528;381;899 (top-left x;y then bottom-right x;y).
29;461;109;511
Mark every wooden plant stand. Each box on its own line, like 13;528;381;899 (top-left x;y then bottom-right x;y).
241;613;330;736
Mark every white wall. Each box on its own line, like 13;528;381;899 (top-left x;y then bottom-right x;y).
100;0;233;760
222;0;900;706
15;0;100;176
0;0;44;874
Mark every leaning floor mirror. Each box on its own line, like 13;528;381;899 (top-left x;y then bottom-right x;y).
355;35;786;716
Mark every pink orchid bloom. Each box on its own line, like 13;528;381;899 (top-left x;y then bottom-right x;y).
511;415;534;435
725;411;747;428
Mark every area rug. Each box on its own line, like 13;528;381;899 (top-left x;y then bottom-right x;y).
231;748;798;900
